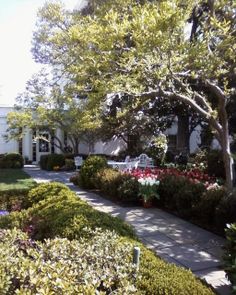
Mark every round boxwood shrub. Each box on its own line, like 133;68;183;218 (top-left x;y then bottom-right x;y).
206;149;225;179
78;155;108;189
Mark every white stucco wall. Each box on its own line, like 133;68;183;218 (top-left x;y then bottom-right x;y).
0;106;19;154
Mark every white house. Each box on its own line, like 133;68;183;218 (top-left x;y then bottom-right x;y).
0;105;126;163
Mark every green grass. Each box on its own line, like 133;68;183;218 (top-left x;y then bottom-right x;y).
0;169;36;192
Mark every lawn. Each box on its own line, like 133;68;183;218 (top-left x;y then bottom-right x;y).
0;169;36;191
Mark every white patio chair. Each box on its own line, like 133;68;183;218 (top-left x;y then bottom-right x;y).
137;153;154;169
74;156;83;170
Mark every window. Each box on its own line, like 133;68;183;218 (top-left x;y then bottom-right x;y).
39;133;49;152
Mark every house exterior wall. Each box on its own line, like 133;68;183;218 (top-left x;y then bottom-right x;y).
0;106;206;162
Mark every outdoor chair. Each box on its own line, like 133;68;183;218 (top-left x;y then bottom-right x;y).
74;156;83;170
137;153;155;169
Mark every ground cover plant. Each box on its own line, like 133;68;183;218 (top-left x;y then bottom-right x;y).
0;182;215;294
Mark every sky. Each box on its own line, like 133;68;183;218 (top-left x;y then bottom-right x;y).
0;0;84;106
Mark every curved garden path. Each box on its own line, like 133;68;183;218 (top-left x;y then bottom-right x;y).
24;165;231;295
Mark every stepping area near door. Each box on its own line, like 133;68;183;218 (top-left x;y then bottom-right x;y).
24;166;231;295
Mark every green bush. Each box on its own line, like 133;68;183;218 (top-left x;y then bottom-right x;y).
0;228;136;294
39;154;48;170
215;189;236;234
26;182;71;207
78;155;108;189
158;175;188;210
0;153;24;169
64;158;75;170
0;190;28;212
0;187;135;241
223;223;236;293
69;173;80;185
39;154;65;171
206;149;225;179
196;186;226;226
117;174;140;203
175;181;205;218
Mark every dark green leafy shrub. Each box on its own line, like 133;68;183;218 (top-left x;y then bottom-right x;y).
78;155;108;189
0;153;24;169
175;181;205;218
158;175;188;210
63;158;75;170
223;223;236;293
46;154;65;170
206;149;225;179
26;182;71;207
215;190;236;234
117;174;140;203
39;154;48;170
196;186;226;226
94;168;122;197
0;228;136;294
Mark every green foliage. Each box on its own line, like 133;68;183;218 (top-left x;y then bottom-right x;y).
175;181;205;218
78;155;108;189
63;158;75;170
94;168;140;203
0;153;24;169
223;223;236;293
94;167;122;197
0;228;136;294
40;154;65;171
196;186;226;226
215;190;236;234
0;184;135;241
206;150;225;179
145;134;168;165
135;241;214;295
158;175;189;210
26;182;71;207
117;174;140;203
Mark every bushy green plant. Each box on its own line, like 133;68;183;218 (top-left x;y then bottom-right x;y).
46;154;65;170
0;153;24;169
145;134;168;165
64;158;75;170
0;188;135;241
78;155;108;189
26;182;71;207
196;186;226;226
215;190;236;234
0;228;137;294
206;149;225;179
223;223;236;293
118;174;140;203
39;154;48;170
158;175;188;210
94;168;121;197
175;181;205;218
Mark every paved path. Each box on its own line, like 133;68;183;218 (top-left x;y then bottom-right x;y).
24;166;231;295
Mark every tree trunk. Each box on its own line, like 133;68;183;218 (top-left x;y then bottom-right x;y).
220;119;234;189
176;114;190;153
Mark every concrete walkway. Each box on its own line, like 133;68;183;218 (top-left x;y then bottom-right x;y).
24;166;231;295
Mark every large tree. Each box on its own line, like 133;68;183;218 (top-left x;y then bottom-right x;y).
9;0;235;187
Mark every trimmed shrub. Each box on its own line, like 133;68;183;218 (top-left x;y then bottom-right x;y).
78;155;108;189
26;182;71;207
0;228;136;294
39;154;65;171
0;188;135;240
0;153;24;169
196;186;226;226
206;149;225;179
175;181;205;218
94;168;121;197
158;175;189;210
215;190;236;234
117;174;140;203
223;223;236;293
